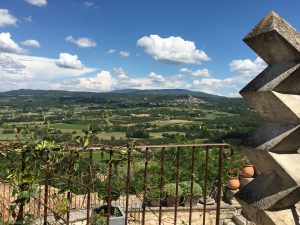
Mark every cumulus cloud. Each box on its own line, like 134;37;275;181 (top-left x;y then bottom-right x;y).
137;35;210;64
21;39;40;48
0;32;25;54
79;71;114;91
25;0;47;7
0;9;17;27
229;57;267;76
148;72;165;83
119;51;130;57
179;68;191;73
113;67;129;79
107;49;116;54
191;69;210;77
192;57;267;96
65;36;97;48
56;53;84;69
0;52;95;92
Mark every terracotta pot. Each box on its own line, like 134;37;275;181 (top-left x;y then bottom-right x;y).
228;177;240;190
241;164;254;178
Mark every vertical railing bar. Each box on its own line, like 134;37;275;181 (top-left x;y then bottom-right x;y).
43;167;49;225
189;146;196;225
106;149;113;225
67;149;73;225
203;146;209;225
86;149;93;225
216;146;224;225
125;146;132;225
158;147;165;225
141;147;149;225
16;150;26;223
174;147;180;225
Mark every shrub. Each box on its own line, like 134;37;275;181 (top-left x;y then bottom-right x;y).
163;183;182;197
180;181;202;197
97;177;124;203
146;188;162;200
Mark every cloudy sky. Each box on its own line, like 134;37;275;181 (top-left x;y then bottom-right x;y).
0;0;299;96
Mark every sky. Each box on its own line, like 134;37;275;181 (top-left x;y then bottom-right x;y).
0;0;299;96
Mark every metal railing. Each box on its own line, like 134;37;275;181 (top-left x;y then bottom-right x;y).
0;143;233;225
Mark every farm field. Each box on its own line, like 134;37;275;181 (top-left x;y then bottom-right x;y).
0;89;261;146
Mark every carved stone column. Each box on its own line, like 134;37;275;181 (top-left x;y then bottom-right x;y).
236;11;300;225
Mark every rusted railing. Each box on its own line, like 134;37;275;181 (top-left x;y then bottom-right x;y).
0;143;233;225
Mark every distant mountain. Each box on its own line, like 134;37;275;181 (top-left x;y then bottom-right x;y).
0;89;225;98
111;89;224;98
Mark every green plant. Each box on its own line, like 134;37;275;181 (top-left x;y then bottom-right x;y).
180;181;202;197
97;177;124;204
146;188;162;200
240;156;252;166
163;183;182;197
227;168;240;177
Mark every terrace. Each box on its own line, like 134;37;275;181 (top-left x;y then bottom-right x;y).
0;143;243;225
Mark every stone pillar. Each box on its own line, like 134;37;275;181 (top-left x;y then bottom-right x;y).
235;11;300;225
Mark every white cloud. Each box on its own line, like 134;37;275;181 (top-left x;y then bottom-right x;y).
229;57;266;76
24;16;33;22
120;51;130;57
113;67;129;79
137;34;210;64
192;57;267;96
148;72;165;83
107;49;116;54
21;39;40;48
179;68;191;73
65;35;97;48
0;32;25;54
0;9;17;27
0;52;95;92
191;69;210;77
25;0;47;7
56;53;84;69
79;71;114;91
84;1;94;7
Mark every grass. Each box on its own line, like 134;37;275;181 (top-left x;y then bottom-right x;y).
50;123;88;130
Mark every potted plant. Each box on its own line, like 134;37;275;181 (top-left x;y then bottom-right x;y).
163;183;182;207
227;168;240;190
180;181;202;207
240;156;254;178
91;205;125;225
93;178;125;225
146;188;162;207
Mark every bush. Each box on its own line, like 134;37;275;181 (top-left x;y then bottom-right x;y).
97;177;124;203
163;183;182;197
146;188;162;200
180;181;202;197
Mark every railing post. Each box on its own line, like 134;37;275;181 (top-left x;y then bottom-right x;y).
174;147;180;225
16;150;26;223
141;148;149;225
189;146;196;225
216;146;224;225
106;149;113;225
86;149;93;225
203;146;209;225
43;166;49;225
66;149;72;225
125;147;131;225
158;147;165;225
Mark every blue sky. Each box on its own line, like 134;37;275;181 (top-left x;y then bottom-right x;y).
0;0;299;96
